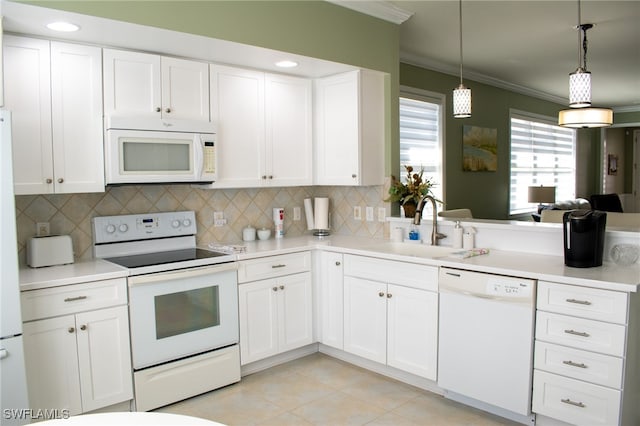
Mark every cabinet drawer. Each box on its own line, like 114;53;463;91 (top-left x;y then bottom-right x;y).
238;251;310;283
21;278;127;321
534;341;623;389
532;370;620;426
535;311;626;357
343;254;437;291
537;281;628;324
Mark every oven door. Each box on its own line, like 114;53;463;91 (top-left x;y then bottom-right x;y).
128;262;238;370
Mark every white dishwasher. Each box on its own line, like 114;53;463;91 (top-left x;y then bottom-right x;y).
438;267;536;424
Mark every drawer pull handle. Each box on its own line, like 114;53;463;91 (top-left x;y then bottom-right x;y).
564;329;590;338
566;298;592;306
445;272;461;277
563;360;588;369
64;296;87;302
561;398;585;408
271;264;286;269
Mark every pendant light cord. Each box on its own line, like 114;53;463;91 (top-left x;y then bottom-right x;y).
459;0;464;85
576;0;582;68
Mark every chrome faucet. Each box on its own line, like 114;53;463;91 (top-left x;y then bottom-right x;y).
413;195;447;245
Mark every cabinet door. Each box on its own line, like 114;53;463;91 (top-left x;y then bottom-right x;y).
318;252;344;349
103;49;161;118
238;279;278;364
387;284;438;380
75;306;133;412
23;316;82;415
314;71;359;185
210;65;265;187
343;276;386;363
161;57;209;122
50;42;104;193
278;272;313;353
3;35;54;195
265;74;312;186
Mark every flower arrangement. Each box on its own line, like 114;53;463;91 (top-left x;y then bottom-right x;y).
386;165;437;206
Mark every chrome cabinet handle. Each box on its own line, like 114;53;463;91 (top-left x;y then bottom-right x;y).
68;327;75;333
271;264;286;269
335;261;341;266
165;108;171;113
279;285;284;290
272;287;278;292
262;175;267;180
64;296;87;302
46;178;53;184
80;325;87;331
445;272;461;277
566;298;592;306
561;398;585;408
387;293;392;298
57;178;64;183
563;360;588;369
268;175;273;179
564;329;590;338
351;174;357;178
378;292;385;297
156;107;162;112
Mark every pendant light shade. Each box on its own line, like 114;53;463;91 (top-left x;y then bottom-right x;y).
569;68;591;107
453;0;471;119
453;84;472;118
558;107;613;128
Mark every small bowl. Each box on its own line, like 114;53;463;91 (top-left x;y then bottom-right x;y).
257;228;271;240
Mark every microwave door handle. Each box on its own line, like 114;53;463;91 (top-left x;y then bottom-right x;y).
193;137;204;177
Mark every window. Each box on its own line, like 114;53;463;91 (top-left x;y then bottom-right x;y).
509;110;576;215
399;88;444;206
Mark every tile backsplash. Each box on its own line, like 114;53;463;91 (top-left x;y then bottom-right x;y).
15;184;389;261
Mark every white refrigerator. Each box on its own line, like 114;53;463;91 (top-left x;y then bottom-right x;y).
0;109;29;425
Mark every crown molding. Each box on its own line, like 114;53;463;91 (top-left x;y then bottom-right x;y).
613;105;640;113
326;1;413;25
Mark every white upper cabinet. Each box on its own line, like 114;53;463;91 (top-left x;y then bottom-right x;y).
210;65;312;188
3;36;104;194
103;49;209;122
314;69;385;186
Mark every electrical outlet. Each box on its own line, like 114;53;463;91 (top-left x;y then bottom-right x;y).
213;211;224;221
213;211;226;227
293;206;301;221
353;206;362;220
365;206;374;222
378;207;386;222
36;222;50;236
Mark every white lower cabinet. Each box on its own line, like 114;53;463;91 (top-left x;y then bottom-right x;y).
317;251;344;350
533;281;633;425
21;279;133;415
238;252;313;365
343;255;438;380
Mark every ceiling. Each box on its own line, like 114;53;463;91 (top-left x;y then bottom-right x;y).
363;0;640;111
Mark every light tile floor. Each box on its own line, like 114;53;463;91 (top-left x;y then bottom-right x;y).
157;353;520;425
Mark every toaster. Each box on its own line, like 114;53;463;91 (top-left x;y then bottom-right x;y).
27;235;74;268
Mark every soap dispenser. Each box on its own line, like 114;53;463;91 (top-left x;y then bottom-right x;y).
453;221;463;249
408;224;420;241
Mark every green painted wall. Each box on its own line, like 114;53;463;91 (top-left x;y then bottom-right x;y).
400;62;611;220
24;0;400;175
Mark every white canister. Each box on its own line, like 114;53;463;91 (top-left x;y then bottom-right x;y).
391;227;404;243
242;226;256;242
452;221;463;249
463;231;474;250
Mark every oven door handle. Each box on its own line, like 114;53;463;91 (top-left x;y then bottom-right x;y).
128;262;238;287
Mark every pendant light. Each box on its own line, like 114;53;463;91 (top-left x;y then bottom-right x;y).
453;0;471;118
559;0;613;128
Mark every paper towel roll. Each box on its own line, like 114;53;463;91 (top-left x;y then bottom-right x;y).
314;198;329;230
304;198;315;231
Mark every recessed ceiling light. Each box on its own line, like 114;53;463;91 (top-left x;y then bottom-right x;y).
46;21;80;32
275;60;298;68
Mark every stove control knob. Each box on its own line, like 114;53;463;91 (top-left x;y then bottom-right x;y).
118;224;129;233
172;219;181;228
106;224;116;234
182;219;192;227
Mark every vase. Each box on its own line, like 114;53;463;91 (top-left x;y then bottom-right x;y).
402;202;416;218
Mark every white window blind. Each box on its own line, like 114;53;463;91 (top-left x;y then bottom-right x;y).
399;92;443;204
510;111;576;215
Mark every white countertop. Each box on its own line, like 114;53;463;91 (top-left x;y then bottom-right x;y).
19;258;129;291
19;235;639;293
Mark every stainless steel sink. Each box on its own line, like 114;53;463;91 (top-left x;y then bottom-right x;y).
369;242;457;259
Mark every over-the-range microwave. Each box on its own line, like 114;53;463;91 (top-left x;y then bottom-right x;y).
104;117;217;185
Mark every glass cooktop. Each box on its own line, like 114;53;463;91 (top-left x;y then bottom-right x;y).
106;248;229;269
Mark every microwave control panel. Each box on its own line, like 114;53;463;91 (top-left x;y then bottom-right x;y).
202;138;217;179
